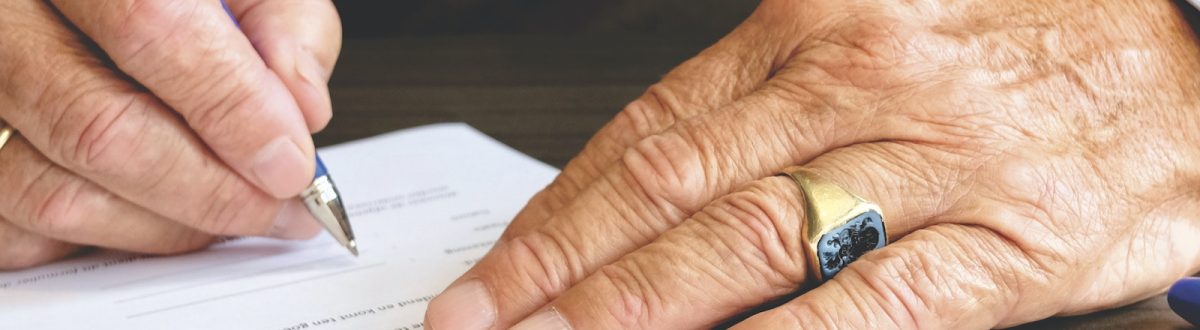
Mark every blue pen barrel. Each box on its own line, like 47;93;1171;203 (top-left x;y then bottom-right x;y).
221;1;238;24
315;156;329;179
1170;277;1200;326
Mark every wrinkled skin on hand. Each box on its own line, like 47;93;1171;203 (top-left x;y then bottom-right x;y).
0;0;341;269
425;1;1200;329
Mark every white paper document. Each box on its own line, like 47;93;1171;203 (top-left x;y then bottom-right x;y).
0;123;559;329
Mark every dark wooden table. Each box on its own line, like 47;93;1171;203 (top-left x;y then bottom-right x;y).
318;34;1195;330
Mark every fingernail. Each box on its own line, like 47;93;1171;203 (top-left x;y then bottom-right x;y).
426;280;496;330
511;308;570;330
269;199;322;240
252;136;310;198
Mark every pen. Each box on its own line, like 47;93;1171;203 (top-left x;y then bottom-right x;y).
1170;277;1200;326
220;1;358;256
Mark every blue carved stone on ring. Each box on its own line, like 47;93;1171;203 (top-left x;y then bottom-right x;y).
815;210;885;280
780;166;888;282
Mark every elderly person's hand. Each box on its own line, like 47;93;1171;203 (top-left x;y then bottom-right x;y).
425;0;1200;328
0;0;341;269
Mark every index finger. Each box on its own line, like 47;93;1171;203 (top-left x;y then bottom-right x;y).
50;0;315;198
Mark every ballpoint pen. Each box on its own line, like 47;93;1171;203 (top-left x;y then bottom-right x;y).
220;1;358;256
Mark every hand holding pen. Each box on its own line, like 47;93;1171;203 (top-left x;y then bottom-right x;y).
220;1;356;256
0;0;343;269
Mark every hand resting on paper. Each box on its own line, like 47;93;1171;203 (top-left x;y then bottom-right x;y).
426;1;1200;328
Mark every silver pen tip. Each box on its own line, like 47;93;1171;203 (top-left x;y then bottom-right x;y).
303;175;358;258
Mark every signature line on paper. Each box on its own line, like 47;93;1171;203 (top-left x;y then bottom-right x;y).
114;251;350;304
103;243;330;290
125;262;385;319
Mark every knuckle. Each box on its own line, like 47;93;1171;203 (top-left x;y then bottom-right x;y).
183;70;260;137
496;233;578;298
111;0;201;64
835;16;926;62
193;173;273;235
780;300;840;330
836;226;1035;329
839;248;936;329
621;132;707;214
508;188;568;230
616;85;682;137
939;226;1056;309
112;0;175;36
48;92;147;174
813;144;951;218
696;178;808;284
109;1;260;127
823;13;937;68
25;178;90;236
592;262;659;329
47;92;195;196
979;156;1106;268
770;10;946;95
989;159;1057;217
